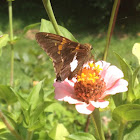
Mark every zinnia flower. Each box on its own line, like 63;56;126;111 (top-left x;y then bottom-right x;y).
53;61;128;114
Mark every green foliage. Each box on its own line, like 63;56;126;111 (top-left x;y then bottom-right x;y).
124;125;140;140
0;34;9;56
66;132;96;140
40;19;78;42
0;85;17;104
112;104;140;123
48;123;69;140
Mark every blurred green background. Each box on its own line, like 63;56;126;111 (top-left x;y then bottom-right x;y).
0;0;140;91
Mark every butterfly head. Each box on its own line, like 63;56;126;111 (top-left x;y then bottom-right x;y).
83;43;93;51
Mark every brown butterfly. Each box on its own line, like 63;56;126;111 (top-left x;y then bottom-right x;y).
35;32;93;81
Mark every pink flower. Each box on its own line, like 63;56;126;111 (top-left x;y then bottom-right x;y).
53;61;128;115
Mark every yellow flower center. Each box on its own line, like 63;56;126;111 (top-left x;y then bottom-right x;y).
74;62;106;104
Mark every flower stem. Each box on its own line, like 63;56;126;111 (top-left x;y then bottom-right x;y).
42;0;62;36
26;130;34;140
103;0;120;61
8;0;14;87
92;108;105;140
84;115;91;132
117;121;126;140
0;110;24;140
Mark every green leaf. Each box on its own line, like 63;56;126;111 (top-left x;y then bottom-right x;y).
0;85;17;104
115;52;135;102
133;83;140;100
124;125;140;140
40;19;78;42
112;104;140;123
132;66;140;87
115;52;132;81
30;101;53;125
27;80;44;111
48;123;69;140
66;132;96;140
0;49;2;56
23;22;40;35
132;43;140;65
14;91;29;110
0;34;9;49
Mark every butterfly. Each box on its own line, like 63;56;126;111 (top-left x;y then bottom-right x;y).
35;32;93;81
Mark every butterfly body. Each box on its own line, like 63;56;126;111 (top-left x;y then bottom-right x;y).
35;32;93;81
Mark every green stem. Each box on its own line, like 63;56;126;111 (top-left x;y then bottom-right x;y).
0;110;24;140
26;130;34;140
92;108;105;140
117;121;126;140
42;0;62;35
8;0;14;86
103;0;120;61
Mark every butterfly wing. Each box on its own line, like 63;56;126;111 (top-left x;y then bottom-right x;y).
35;32;71;79
60;43;92;80
35;32;92;81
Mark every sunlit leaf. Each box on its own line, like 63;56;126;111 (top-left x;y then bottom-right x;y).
112;104;140;123
48;123;69;140
132;43;140;65
27;80;44;111
66;132;96;140
0;34;9;49
124;125;140;140
40;19;78;42
133;83;140;100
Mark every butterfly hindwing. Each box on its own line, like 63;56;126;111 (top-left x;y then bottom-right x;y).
35;32;92;81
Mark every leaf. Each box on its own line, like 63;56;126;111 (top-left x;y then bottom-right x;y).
66;132;96;140
115;52;135;102
14;91;29;110
0;34;9;49
0;85;17;104
27;80;44;111
112;104;140;123
114;52;132;81
30;101;53;125
132;43;140;65
40;19;78;42
133;83;140;100
23;22;40;35
124;125;140;140
0;49;2;56
132;66;140;87
48;123;69;140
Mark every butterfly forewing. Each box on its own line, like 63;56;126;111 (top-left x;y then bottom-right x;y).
35;32;92;81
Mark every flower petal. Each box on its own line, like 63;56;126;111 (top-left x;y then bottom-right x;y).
75;103;95;114
102;79;128;98
95;61;110;78
103;65;124;89
90;100;109;108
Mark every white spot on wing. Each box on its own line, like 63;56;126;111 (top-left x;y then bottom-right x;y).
70;54;78;72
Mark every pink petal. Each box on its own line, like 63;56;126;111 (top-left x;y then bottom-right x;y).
75;103;95;114
96;61;110;78
102;79;128;98
103;65;124;89
90;100;109;108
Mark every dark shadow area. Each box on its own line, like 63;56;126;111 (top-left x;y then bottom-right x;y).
0;0;140;35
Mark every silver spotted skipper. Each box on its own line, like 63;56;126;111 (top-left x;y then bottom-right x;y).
35;32;93;81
